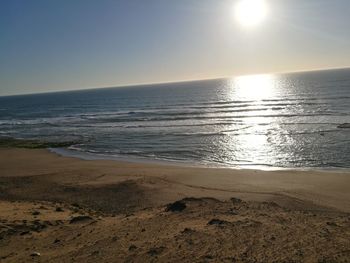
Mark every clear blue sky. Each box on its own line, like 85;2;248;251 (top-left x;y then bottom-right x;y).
1;0;349;96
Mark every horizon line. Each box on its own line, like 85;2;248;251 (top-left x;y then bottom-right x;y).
1;65;349;98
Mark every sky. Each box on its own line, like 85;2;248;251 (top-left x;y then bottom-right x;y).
0;0;349;96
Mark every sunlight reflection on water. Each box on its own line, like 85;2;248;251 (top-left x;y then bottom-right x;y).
228;74;278;101
222;74;284;167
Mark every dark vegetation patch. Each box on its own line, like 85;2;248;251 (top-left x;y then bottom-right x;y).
165;201;186;212
0;137;77;149
337;123;350;129
0;176;149;215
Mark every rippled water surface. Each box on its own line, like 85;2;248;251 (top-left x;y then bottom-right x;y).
1;68;350;169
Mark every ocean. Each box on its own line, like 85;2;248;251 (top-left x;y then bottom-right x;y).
1;68;350;169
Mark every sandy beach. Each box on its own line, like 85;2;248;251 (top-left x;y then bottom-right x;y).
3;0;350;262
1;148;350;262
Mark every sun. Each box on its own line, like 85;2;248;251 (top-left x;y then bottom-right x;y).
234;0;268;27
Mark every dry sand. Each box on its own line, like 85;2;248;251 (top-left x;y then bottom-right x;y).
0;148;349;262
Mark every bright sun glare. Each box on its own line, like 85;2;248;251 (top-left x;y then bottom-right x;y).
234;0;268;27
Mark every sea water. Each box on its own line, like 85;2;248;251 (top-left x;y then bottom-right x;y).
1;68;349;169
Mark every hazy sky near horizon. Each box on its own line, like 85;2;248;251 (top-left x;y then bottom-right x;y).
1;0;350;96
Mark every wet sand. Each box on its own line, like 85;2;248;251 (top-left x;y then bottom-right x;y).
0;148;349;262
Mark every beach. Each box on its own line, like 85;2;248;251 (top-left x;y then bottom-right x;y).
2;0;350;261
1;148;349;262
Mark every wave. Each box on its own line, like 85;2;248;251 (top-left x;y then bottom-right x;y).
92;112;342;123
152;96;350;109
167;131;226;137
2;112;346;128
262;96;350;101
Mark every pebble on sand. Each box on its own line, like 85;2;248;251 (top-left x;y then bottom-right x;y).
30;252;41;257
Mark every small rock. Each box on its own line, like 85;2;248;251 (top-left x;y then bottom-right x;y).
204;255;214;260
181;228;195;234
230;197;242;204
90;250;100;256
30;221;47;232
326;221;337;227
69;215;93;224
55;220;63;225
208;219;229;226
147;246;165;256
228;208;238;215
125;213;134;218
129;245;137;251
186;239;194;245
165;201;186;212
71;203;81;208
30;252;41;257
43;220;53;226
55;207;64;212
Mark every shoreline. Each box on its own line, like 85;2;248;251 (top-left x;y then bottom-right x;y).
2;136;350;172
1;147;350;213
50;147;350;173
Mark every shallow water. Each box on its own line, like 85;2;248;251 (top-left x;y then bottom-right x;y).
1;68;350;169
